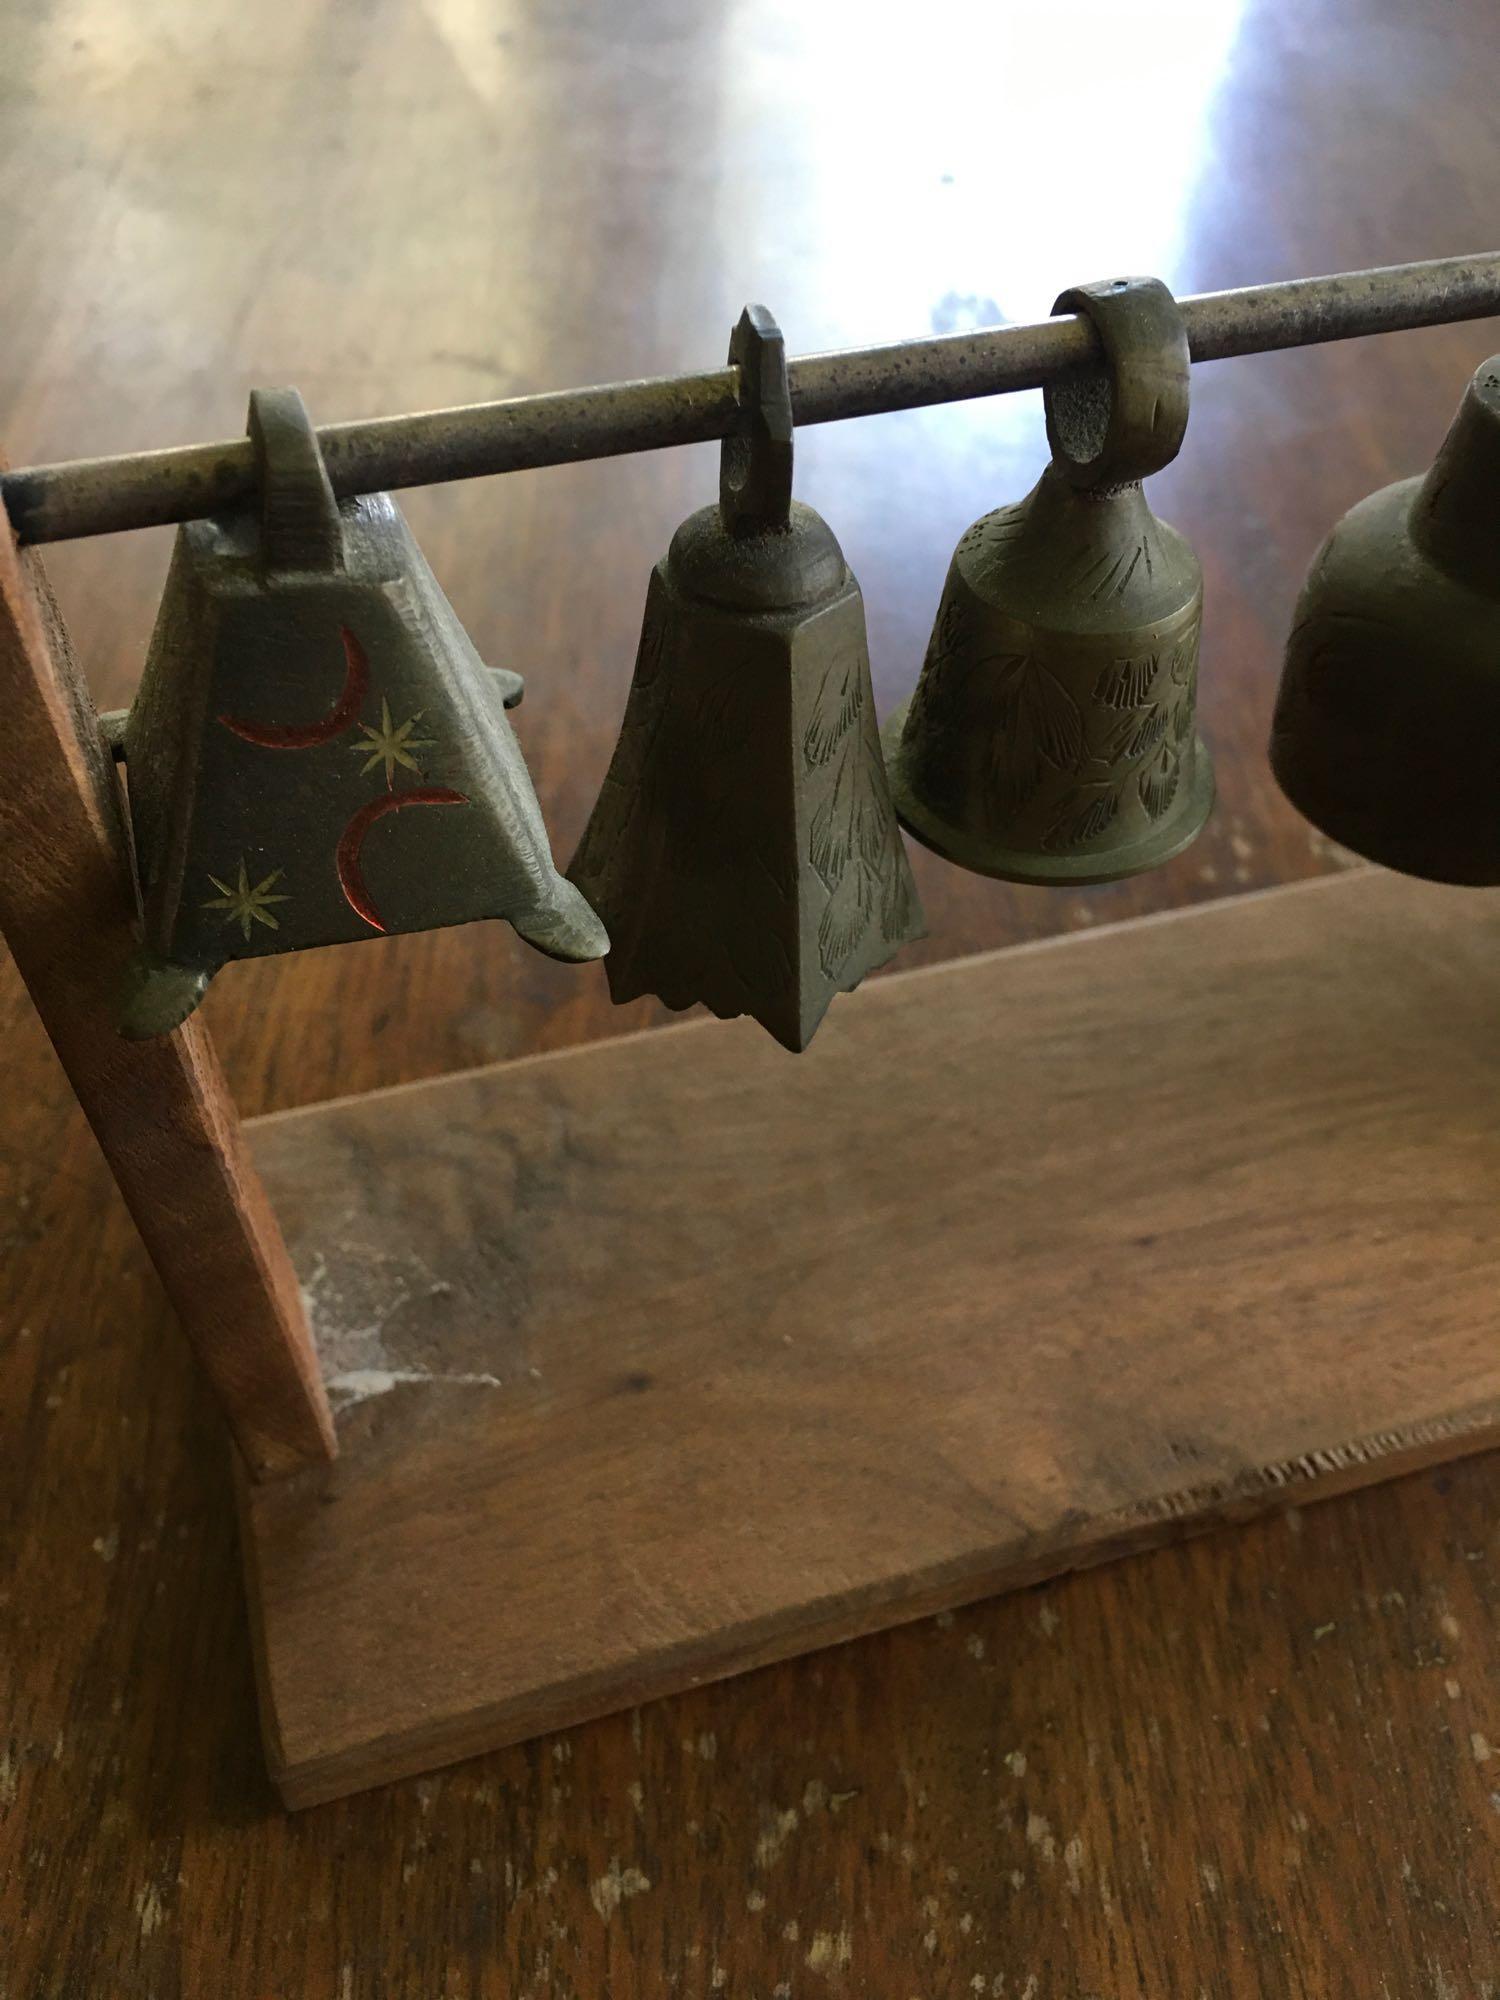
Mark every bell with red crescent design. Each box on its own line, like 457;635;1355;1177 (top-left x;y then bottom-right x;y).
117;386;605;1037
567;305;923;1053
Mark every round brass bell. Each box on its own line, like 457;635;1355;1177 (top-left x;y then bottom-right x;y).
1271;354;1500;885
882;276;1214;885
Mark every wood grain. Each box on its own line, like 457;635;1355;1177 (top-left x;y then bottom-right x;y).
5;0;1500;1989
0;516;334;1479
242;870;1500;1806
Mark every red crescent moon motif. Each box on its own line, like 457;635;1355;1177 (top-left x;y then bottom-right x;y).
336;787;469;933
218;626;370;748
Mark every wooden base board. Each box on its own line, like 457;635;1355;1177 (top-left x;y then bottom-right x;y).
240;869;1500;1808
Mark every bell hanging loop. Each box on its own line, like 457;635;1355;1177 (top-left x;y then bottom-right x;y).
720;304;795;536
248;385;345;577
1043;275;1191;491
569;304;923;1054
884;274;1214;886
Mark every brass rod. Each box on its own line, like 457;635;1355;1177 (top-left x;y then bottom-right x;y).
5;252;1499;546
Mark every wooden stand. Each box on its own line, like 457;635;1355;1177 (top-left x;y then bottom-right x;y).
238;868;1500;1807
8;500;1499;1812
0;522;334;1478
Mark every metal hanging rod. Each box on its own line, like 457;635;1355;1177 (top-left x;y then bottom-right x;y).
5;252;1500;547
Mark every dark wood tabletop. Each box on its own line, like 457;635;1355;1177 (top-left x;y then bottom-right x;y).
4;0;1500;1992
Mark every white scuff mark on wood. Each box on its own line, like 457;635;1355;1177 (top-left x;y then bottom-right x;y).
589;1858;651;1921
1025;1812;1055;1862
326;1365;503;1410
301;1250;495;1410
627;1780;644;1814
1446;1677;1462;1700
754;1804;800;1867
135;1884;165;1936
1471;1730;1493;1764
92;1525;119;1563
806;1930;852;1972
1064;1836;1085;1894
1004;1750;1026;1777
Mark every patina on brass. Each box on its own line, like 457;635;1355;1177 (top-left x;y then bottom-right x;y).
883;276;1214;884
1271;354;1500;883
119;387;605;1038
568;305;923;1054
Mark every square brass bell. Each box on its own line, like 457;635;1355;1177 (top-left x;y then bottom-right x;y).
568;307;923;1052
119;388;605;1036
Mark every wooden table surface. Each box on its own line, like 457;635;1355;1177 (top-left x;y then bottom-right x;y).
3;0;1499;1992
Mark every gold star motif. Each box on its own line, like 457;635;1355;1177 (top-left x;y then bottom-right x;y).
349;698;435;788
202;860;290;941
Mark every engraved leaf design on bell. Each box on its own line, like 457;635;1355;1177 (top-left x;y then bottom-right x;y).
802;653;865;771
1044;788;1121;852
1138;744;1182;822
985;652;1085;818
1095;653;1160;711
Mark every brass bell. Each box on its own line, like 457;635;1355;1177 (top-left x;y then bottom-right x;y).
568;305;923;1053
1271;353;1500;884
882;276;1214;883
119;386;605;1037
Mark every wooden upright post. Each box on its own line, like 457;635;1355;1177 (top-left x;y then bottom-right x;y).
0;505;335;1479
